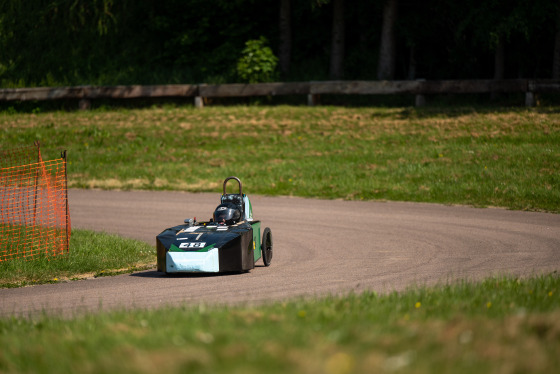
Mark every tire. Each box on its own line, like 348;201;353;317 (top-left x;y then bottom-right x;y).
261;227;273;267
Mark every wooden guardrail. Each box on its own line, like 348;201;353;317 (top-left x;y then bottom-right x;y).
1;80;558;109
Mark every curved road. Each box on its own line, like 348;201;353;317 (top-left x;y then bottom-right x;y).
2;189;559;317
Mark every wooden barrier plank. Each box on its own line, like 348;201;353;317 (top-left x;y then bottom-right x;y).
0;87;84;101
0;84;198;101
529;80;560;93
419;80;527;94
310;80;421;95
490;79;528;92
1;80;559;107
199;82;310;97
420;80;490;94
308;80;527;95
82;84;198;99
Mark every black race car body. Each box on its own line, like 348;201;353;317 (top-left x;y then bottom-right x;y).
156;177;272;273
156;220;262;273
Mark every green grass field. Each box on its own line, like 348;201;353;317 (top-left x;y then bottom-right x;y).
1;104;559;373
1;105;559;211
0;275;558;373
0;229;154;288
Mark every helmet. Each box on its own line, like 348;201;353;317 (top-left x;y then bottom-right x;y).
213;203;241;225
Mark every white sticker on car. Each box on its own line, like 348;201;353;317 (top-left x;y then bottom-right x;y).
179;242;207;249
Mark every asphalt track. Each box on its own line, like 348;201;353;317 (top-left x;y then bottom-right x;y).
1;189;559;318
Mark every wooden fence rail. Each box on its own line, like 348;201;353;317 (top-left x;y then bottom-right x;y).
1;80;559;109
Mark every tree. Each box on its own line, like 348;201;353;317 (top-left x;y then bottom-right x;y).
377;0;398;80
456;0;534;80
553;4;560;79
493;40;505;80
0;0;119;86
329;0;345;79
3;0;560;86
278;0;292;76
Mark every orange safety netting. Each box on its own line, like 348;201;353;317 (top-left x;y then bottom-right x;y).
0;144;71;262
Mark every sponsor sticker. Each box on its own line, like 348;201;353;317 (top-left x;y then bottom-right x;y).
176;226;200;235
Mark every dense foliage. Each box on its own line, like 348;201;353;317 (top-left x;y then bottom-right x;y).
236;37;279;83
0;0;558;87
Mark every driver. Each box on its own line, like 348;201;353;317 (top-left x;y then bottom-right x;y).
213;203;241;225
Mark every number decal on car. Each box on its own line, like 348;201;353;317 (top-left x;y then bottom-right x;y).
179;242;207;249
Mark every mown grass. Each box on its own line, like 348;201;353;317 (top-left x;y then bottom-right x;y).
1;105;559;212
0;229;155;288
1;223;65;263
0;274;558;373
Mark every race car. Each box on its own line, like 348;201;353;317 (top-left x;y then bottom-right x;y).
156;176;273;273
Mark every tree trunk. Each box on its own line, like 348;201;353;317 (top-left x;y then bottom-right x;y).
494;39;505;80
329;0;345;80
278;0;291;76
553;6;560;79
408;46;416;80
492;39;505;100
377;0;398;80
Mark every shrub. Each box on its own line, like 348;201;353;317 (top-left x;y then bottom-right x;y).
236;37;278;83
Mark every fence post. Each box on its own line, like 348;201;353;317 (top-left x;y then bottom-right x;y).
415;79;426;107
415;94;426;107
525;92;535;107
526;80;537;107
307;94;320;106
79;99;91;110
194;96;204;108
61;150;70;253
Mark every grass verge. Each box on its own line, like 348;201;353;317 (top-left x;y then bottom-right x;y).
1;105;559;212
0;274;558;373
0;229;155;288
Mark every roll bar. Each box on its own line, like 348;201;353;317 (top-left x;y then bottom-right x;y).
223;176;242;197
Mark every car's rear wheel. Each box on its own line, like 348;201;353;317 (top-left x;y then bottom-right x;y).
262;227;273;266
